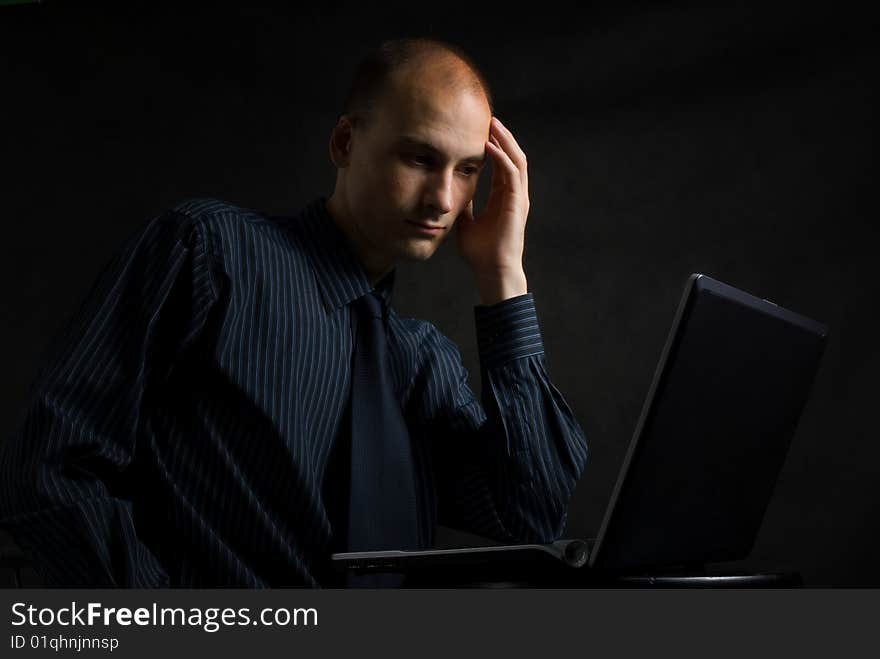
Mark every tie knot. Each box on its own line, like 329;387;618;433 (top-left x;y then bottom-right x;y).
353;292;384;319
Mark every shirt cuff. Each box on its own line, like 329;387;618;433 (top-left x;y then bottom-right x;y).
474;293;545;369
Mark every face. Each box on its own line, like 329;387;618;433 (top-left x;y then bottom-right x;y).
332;70;491;274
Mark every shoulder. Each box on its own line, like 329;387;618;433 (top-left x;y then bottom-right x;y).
166;198;265;232
130;198;259;245
163;198;300;252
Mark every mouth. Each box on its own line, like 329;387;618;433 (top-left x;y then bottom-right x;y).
406;220;445;235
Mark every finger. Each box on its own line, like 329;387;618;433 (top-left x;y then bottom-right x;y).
455;201;477;240
488;138;530;215
486;142;518;190
486;139;519;189
489;119;528;194
489;135;506;175
491;117;526;163
490;118;528;174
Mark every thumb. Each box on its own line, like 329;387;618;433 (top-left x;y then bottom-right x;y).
458;199;475;223
455;200;475;243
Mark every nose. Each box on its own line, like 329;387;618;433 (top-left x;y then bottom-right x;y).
423;168;454;217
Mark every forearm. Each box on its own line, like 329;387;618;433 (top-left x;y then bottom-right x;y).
1;499;169;587
478;357;587;542
0;405;169;587
0;206;213;587
435;294;588;543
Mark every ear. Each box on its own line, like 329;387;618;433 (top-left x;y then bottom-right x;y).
329;115;355;168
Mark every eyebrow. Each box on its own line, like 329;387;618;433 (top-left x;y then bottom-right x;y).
397;136;487;165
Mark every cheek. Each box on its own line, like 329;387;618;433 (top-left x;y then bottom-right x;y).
352;155;423;209
352;164;390;204
451;178;478;211
461;177;479;198
385;164;421;201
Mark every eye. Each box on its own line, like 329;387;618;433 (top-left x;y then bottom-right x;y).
458;166;479;177
406;154;432;167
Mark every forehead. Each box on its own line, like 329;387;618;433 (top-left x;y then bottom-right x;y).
373;77;491;154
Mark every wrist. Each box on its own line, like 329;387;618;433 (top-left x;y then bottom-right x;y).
474;268;528;306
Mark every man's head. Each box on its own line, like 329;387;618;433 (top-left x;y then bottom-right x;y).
326;38;493;283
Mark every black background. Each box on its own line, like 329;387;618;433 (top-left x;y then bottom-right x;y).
1;2;876;586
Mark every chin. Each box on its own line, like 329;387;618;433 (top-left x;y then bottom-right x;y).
399;242;440;262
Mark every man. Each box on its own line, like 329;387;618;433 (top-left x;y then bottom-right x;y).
0;38;588;587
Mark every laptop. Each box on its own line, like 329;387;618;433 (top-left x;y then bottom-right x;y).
331;273;828;580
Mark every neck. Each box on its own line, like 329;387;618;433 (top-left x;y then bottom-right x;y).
325;193;395;286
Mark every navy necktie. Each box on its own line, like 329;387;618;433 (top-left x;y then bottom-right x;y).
346;291;421;554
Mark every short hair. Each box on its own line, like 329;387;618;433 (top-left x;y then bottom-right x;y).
341;37;494;128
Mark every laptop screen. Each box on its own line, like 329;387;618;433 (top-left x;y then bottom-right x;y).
590;274;827;572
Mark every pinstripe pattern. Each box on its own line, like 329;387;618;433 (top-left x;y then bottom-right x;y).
0;197;588;587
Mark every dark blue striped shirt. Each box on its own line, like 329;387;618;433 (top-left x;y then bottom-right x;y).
0;197;588;587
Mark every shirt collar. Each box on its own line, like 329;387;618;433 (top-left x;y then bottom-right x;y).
295;197;395;313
